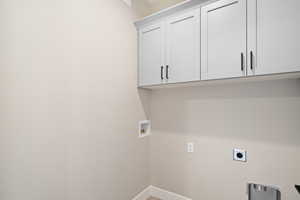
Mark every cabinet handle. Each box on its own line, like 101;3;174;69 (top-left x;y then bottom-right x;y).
241;53;244;71
166;65;169;79
250;51;254;70
161;66;164;80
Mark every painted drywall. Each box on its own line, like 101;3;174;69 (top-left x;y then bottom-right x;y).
0;0;149;200
149;79;300;200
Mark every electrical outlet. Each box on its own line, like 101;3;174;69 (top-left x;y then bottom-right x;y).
187;143;194;153
233;148;247;162
138;120;151;138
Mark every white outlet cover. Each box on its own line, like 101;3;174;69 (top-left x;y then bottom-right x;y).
187;143;194;153
138;120;151;138
233;148;247;162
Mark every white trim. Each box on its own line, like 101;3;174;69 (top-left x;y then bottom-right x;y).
122;0;132;7
132;186;152;200
150;186;192;200
132;185;192;200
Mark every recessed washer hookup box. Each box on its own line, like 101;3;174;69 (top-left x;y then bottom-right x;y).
295;185;300;194
247;183;280;200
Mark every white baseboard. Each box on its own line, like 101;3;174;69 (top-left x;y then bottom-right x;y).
132;186;152;200
149;186;192;200
132;185;192;200
122;0;132;7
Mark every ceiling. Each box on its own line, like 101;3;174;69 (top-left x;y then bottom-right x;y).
145;0;186;8
131;0;189;17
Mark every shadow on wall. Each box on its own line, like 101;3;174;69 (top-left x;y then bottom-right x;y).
148;79;300;146
138;88;152;119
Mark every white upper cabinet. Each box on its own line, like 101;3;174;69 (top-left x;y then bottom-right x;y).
166;9;200;84
248;0;300;75
139;22;165;86
137;8;200;87
135;0;300;88
201;0;247;80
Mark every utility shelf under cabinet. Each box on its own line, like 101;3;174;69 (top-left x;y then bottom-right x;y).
135;0;300;88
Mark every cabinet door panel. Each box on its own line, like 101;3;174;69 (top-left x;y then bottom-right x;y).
166;9;200;83
139;23;164;86
251;0;300;75
201;0;247;80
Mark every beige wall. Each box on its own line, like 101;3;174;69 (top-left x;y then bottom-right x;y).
0;0;149;200
149;79;300;200
1;1;299;200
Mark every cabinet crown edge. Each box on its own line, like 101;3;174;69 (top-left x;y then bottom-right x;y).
134;0;216;28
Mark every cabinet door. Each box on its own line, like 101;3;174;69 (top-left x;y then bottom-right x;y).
248;0;300;75
201;0;247;80
139;23;165;86
166;9;200;83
